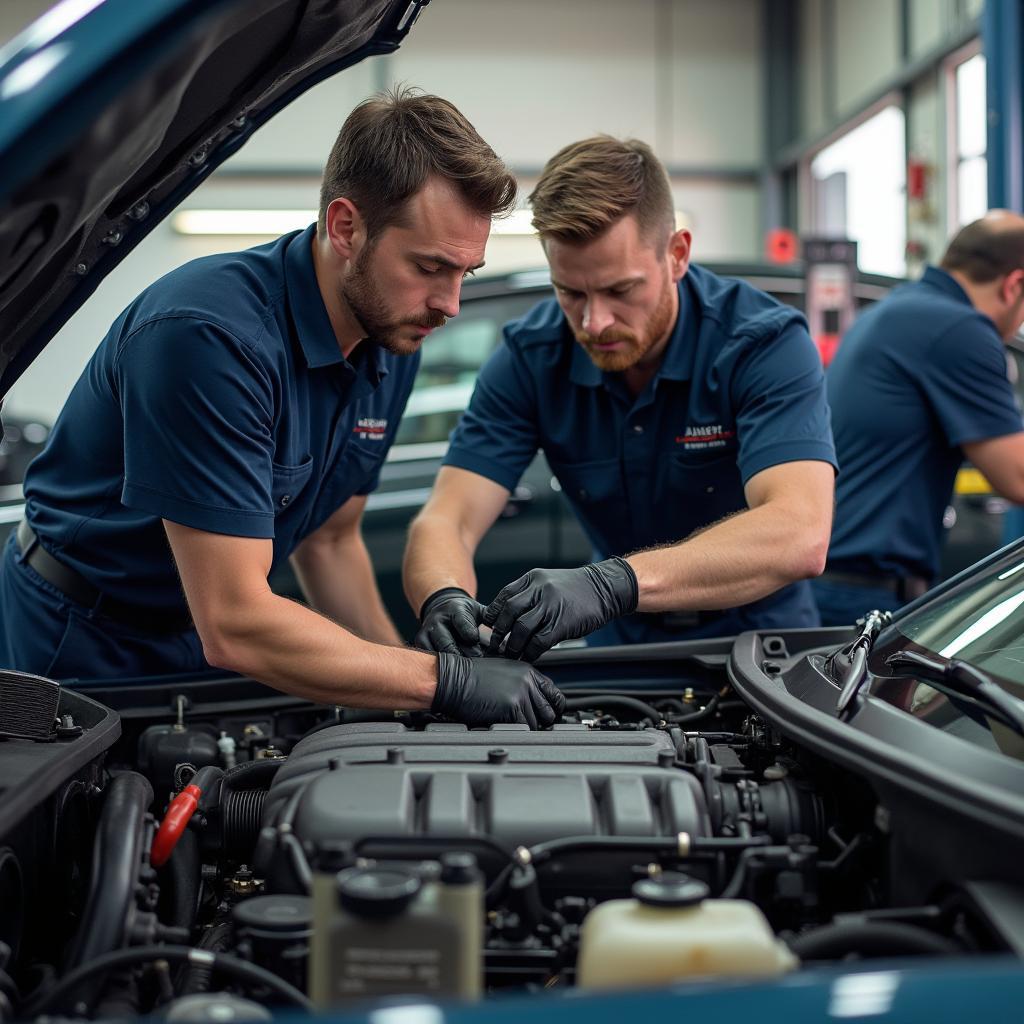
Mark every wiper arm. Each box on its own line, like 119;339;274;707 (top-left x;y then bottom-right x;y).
830;609;892;718
885;650;1024;738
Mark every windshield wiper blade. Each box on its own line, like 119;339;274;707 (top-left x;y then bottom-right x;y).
831;610;892;718
885;650;1024;737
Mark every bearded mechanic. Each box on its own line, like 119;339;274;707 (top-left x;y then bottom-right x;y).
0;89;564;728
404;136;836;660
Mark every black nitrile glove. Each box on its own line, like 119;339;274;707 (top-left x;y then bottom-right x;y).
433;652;566;728
414;587;486;657
483;557;639;662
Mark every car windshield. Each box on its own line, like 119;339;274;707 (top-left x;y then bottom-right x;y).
869;542;1024;761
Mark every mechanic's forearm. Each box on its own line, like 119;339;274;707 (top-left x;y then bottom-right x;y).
292;534;402;645
403;510;480;615
202;591;436;708
627;504;827;613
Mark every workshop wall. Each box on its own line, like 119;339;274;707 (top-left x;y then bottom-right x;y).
4;0;767;422
834;0;901;117
1;1;987;422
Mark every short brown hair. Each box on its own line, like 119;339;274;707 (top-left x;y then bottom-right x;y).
941;214;1024;283
318;86;517;237
529;136;674;245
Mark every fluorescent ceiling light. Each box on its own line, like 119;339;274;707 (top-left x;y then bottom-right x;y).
491;209;535;235
172;210;316;235
172;208;691;238
172;208;542;238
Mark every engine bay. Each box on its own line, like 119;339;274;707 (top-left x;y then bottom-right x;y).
1;634;1023;1019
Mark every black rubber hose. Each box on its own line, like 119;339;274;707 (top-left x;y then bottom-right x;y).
191;765;223;796
167;829;201;933
23;945;311;1017
66;772;154;971
528;833;770;865
563;695;663;721
181;921;235;995
788;921;962;960
220;788;268;858
674;693;722;725
654;698;688;714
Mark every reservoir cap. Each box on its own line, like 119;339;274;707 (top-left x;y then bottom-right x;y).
632;872;709;908
336;866;421;917
440;851;480;885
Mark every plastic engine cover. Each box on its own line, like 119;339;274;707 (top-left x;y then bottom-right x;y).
264;722;711;852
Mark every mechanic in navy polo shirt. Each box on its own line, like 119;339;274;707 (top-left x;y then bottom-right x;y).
0;89;566;729
813;211;1024;626
404;136;837;660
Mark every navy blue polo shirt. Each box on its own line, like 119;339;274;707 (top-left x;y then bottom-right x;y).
445;264;836;640
827;265;1023;580
23;224;418;611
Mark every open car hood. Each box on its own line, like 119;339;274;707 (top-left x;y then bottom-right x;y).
0;0;427;398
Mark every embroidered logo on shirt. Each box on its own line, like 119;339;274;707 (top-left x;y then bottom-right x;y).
354;417;388;441
676;424;736;450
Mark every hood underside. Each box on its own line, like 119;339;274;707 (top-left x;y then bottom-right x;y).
0;0;426;398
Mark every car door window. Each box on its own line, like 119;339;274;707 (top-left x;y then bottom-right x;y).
393;291;545;448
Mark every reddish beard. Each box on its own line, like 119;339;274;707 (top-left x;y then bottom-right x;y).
573;327;643;371
573;280;677;372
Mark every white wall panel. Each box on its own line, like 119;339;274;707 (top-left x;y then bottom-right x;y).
668;0;763;166
675;180;761;259
909;0;948;58
388;0;661;168
798;0;826;140
834;0;901;115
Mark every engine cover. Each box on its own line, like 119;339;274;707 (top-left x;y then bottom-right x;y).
264;722;710;852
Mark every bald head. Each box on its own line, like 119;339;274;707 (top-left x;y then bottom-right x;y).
941;209;1024;283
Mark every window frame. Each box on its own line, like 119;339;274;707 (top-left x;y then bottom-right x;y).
945;39;987;230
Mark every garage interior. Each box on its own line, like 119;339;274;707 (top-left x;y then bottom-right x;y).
2;1;1024;1019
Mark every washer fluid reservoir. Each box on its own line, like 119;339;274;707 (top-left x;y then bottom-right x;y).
576;872;797;989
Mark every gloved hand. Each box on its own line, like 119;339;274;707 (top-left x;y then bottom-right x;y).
414;587;485;657
433;652;566;728
483;557;639;662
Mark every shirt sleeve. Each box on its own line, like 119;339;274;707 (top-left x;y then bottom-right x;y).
115;316;278;537
731;314;838;483
921;317;1024;446
442;332;541;492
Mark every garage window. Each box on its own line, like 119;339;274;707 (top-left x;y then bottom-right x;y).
809;105;908;278
949;50;987;228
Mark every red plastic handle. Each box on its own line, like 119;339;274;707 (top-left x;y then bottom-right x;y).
150;784;201;867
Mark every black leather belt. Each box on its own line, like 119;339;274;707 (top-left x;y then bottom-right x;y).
820;568;931;602
16;520;193;634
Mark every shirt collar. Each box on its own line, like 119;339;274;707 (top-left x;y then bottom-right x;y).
347;340;390;399
284;223;389;387
921;265;973;307
568;279;696;387
285;224;346;369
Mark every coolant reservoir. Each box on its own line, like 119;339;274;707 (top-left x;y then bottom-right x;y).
576;872;797;989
